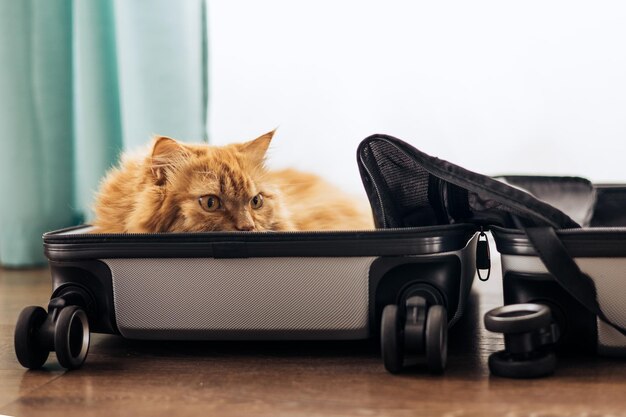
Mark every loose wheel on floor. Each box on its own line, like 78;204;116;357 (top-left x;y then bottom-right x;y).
484;303;558;378
381;304;404;374
54;306;90;370
14;306;50;369
425;305;448;374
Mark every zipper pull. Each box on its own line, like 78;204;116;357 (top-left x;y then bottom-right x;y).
477;228;491;281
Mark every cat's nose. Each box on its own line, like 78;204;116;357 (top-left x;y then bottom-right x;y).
234;211;255;231
235;222;255;231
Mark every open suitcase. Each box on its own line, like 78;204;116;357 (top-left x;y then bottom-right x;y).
17;133;624;378
14;143;482;373
357;134;626;378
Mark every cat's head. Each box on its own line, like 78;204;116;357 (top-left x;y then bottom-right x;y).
135;130;292;232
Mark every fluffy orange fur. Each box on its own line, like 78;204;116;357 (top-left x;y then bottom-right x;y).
92;131;374;233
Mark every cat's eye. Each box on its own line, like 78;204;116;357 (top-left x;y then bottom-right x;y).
199;195;221;212
251;194;264;209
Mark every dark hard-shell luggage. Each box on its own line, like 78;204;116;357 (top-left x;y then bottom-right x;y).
357;134;626;378
14;139;482;373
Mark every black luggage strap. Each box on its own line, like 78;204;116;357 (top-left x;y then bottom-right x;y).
525;227;626;336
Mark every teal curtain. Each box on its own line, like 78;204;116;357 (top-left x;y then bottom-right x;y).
0;0;209;267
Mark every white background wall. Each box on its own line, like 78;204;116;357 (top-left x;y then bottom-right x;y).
208;1;626;195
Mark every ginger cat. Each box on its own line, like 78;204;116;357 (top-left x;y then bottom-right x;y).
92;130;374;233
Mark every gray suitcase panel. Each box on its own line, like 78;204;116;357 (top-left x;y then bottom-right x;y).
106;256;375;340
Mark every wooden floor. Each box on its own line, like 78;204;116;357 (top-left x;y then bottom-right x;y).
1;262;626;417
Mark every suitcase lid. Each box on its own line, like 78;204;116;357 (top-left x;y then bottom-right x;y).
498;175;597;227
357;134;586;230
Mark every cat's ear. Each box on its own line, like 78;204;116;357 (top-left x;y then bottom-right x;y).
239;129;275;163
150;135;187;186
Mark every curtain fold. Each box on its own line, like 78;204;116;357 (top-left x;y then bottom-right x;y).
73;0;123;218
0;0;208;267
114;0;208;147
0;0;74;267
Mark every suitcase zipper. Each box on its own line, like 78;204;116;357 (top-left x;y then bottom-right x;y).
476;227;491;281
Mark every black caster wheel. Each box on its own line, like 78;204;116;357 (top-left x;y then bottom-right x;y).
54;306;90;370
484;303;559;379
381;296;449;375
425;305;447;374
381;304;404;374
14;306;50;369
489;350;556;379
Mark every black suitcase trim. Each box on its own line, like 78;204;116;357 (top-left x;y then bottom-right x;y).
43;224;477;261
492;226;626;257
